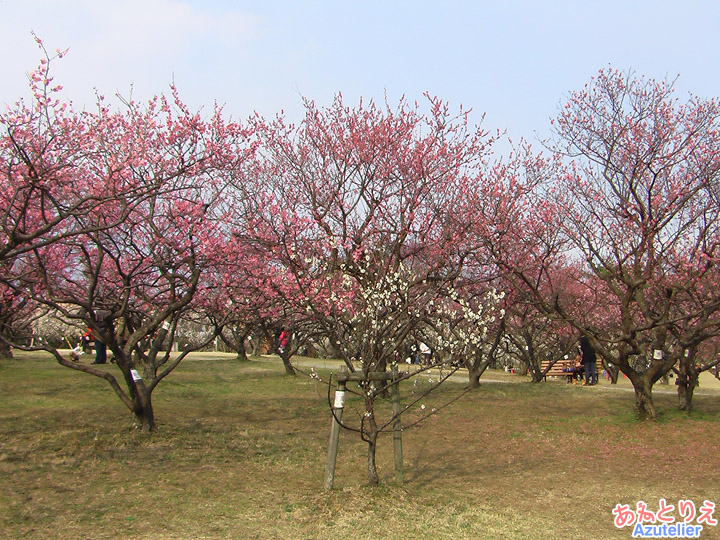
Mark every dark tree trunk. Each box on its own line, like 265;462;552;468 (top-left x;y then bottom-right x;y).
220;327;250;361
467;367;481;389
0;340;13;359
467;328;501;388
528;360;544;383
126;378;157;432
609;364;620;384
629;375;657;420
466;354;491;388
279;350;296;376
676;363;699;412
234;338;248;362
367;434;380;486
362;397;380;486
133;397;156;432
121;366;158;432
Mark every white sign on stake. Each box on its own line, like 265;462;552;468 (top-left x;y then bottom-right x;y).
333;390;346;409
653;349;664;360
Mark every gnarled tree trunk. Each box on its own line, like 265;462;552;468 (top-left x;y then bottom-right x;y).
467;366;482;388
279;349;296;375
0;339;13;359
220;325;251;361
133;394;156;432
629;374;657;420
676;362;699;412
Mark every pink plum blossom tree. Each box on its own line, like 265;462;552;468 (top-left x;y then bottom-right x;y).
232;94;505;484
545;68;720;418
2;46;255;430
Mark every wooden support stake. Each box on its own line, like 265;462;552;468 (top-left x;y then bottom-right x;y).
391;364;404;485
324;366;404;489
323;369;347;490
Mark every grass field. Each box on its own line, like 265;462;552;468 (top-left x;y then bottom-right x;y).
1;351;720;539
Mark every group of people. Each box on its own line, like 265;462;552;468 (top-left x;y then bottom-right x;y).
561;336;598;386
70;326;108;364
70;309;111;365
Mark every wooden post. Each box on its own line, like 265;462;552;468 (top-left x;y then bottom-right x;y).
391;364;404;485
324;367;404;488
323;368;347;490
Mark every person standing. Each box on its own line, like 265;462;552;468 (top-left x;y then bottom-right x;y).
278;330;289;354
579;336;598;386
91;309;111;365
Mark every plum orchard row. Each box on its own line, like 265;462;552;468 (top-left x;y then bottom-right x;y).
2;42;720;482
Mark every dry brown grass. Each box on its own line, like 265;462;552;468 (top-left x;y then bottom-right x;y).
1;351;719;539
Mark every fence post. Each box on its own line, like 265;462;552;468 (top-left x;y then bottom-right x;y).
323;367;347;490
391;364;404;485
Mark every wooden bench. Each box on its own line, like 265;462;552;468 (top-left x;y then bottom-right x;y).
540;358;603;384
541;359;577;383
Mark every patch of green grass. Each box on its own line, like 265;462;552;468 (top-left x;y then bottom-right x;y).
1;352;720;539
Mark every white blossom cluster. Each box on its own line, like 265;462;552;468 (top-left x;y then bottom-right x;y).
335;257;504;367
351;267;411;326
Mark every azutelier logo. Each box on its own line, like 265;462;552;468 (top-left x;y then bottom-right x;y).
613;500;717;538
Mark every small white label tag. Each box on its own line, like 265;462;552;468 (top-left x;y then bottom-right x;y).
131;369;142;381
653;349;663;360
162;321;171;331
333;390;346;409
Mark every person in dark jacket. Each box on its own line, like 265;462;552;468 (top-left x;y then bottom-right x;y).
579;336;597;386
91;309;111;365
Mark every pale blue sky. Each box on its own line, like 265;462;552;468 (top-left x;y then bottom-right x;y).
1;0;719;150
